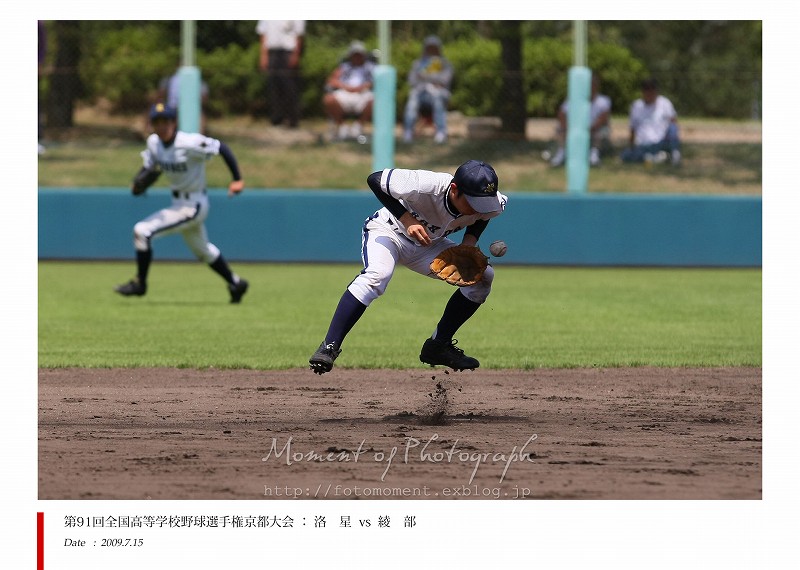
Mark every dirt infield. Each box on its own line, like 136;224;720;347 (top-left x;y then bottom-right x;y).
38;367;761;500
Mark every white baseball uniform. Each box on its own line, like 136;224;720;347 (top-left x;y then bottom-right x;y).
348;168;509;306
133;131;222;262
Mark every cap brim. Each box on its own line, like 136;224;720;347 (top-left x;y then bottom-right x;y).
464;194;502;214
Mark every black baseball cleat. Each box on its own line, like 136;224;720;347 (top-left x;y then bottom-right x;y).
114;278;147;297
228;279;249;303
309;342;341;375
419;338;479;371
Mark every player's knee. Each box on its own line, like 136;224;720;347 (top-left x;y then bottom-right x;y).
194;244;219;264
461;265;493;303
132;224;150;251
348;270;389;305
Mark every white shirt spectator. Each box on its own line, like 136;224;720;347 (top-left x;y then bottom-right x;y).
629;95;677;145
256;20;305;51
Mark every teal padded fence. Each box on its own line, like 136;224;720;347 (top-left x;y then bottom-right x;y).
38;189;761;267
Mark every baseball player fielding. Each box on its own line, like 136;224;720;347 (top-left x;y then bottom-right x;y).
489;240;508;257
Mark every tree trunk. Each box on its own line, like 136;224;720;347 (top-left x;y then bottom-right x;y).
47;21;82;129
497;21;526;137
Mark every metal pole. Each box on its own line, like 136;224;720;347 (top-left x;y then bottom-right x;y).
573;20;587;67
178;20;201;133
181;21;195;66
566;20;590;194
378;20;391;65
372;20;395;170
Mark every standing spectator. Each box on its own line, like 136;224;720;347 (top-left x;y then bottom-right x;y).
323;41;375;141
402;35;454;145
38;20;47;155
257;20;305;129
549;73;612;167
621;77;682;165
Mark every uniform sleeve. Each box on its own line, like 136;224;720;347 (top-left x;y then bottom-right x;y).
140;135;159;170
218;142;241;181
184;133;221;161
368;171;407;219
379;168;423;203
464;219;489;240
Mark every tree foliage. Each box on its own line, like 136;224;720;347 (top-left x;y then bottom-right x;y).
42;20;762;126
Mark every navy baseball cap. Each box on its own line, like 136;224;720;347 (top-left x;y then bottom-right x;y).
149;102;177;121
452;160;501;213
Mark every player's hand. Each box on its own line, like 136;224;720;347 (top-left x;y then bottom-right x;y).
408;223;431;246
399;213;431;246
228;180;244;197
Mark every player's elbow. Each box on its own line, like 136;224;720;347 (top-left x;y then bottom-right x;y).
366;171;382;192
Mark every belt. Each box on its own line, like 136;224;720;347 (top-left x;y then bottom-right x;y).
172;189;206;200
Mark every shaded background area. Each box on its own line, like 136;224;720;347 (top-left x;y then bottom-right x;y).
38;20;761;191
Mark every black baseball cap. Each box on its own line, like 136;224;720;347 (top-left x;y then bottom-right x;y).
452;160;501;213
149;102;177;121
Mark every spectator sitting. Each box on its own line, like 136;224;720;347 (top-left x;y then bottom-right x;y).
620;77;682;165
549;73;611;167
402;35;454;145
323;41;375;141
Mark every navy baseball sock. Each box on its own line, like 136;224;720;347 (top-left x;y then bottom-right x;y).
209;255;235;284
324;290;367;348
136;249;152;284
432;289;481;342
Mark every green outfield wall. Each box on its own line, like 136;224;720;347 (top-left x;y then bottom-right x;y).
38;189;761;267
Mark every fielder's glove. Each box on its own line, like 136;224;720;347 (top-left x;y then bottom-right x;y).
430;245;489;287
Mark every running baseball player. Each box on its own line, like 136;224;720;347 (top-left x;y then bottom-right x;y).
309;159;508;374
114;103;249;303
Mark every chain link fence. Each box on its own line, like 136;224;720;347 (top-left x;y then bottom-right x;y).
38;21;761;192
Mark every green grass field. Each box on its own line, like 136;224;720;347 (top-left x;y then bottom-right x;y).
38;261;761;370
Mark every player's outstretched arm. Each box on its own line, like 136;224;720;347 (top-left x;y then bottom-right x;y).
218;142;243;197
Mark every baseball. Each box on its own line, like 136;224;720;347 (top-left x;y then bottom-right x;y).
489;240;507;257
